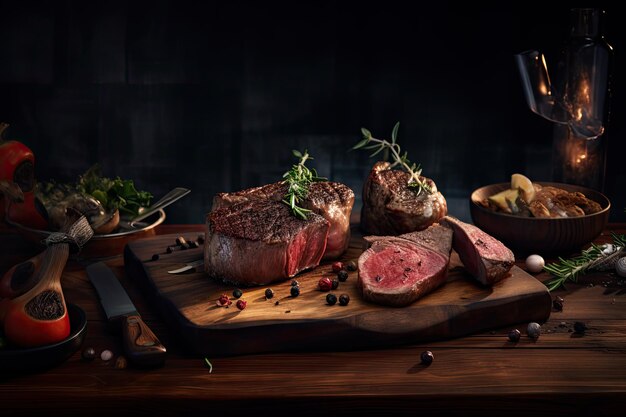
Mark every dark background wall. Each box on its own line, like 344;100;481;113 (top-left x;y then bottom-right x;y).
0;1;623;224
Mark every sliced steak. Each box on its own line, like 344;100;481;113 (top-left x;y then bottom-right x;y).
358;223;453;307
361;162;447;236
441;216;515;285
205;200;329;286
213;181;354;259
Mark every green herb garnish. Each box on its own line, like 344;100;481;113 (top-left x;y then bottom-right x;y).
544;233;626;291
353;122;431;196
77;164;152;217
282;150;326;220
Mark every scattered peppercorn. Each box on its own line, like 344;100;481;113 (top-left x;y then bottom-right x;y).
166;246;174;254
508;329;521;343
527;322;541;340
332;261;344;272
339;294;350;306
290;286;300;297
326;293;337;305
100;349;114;361
331;279;339;290
188;240;199;249
236;300;247;310
217;294;232;307
337;270;349;282
318;277;333;292
114;356;128;369
553;296;564;312
151;254;160;261
197;234;205;245
291;279;299;287
265;288;274;299
180;242;190;250
420;350;434;365
574;321;587;334
81;347;96;361
346;261;357;272
275;300;280;306
232;289;243;299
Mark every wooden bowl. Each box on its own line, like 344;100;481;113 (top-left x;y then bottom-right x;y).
470;182;610;255
6;210;166;259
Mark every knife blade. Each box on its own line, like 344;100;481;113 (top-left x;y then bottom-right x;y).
86;261;166;367
167;259;204;274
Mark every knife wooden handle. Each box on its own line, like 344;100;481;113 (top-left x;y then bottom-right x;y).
122;315;167;367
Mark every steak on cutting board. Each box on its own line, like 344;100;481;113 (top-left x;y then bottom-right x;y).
358;223;453;307
361;161;448;236
213;181;354;259
441;216;515;285
205;200;329;286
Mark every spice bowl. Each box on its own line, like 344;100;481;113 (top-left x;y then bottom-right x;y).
470;182;610;255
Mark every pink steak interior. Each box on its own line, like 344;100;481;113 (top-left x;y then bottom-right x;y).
361;243;446;292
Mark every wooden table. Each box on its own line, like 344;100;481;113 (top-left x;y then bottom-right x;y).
1;224;625;416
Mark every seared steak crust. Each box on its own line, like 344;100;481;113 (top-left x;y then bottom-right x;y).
205;200;329;286
213;181;354;259
361;162;447;236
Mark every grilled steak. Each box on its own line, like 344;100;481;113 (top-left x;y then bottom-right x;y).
358;223;453;307
213;181;354;259
441;216;514;285
361;162;447;236
205;200;329;286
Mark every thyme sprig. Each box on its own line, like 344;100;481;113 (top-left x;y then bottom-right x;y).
353;122;431;196
282;149;326;220
543;233;626;291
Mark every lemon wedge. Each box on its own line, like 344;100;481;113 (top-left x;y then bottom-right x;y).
511;173;535;203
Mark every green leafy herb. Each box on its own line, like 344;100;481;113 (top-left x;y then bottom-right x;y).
353;122;431;196
77;164;152;216
543;233;626;291
282;150;326;220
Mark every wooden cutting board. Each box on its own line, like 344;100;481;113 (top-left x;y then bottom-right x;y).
124;230;552;357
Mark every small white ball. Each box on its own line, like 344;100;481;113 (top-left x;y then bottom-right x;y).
100;349;114;361
616;257;626;278
525;254;545;274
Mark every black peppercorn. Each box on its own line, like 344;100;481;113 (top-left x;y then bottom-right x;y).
574;321;587;334
81;347;96;361
265;288;274;299
326;293;337;305
197;234;205;245
331;279;339;290
291;279;299;287
420;350;434;365
232;289;243;299
553;296;564;312
166;246;174;254
290;286;300;297
337;270;349;282
151;254;159;261
346;261;357;272
338;294;350;306
188;240;199;249
508;329;521;343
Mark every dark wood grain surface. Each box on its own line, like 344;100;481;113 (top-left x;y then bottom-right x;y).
1;224;626;417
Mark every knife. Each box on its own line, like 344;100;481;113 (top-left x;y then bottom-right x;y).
167;259;204;274
86;262;166;367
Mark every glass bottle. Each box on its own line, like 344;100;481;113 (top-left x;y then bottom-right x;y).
551;8;613;191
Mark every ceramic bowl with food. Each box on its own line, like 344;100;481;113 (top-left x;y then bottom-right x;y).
470;182;610;255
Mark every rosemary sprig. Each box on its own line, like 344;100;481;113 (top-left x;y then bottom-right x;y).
353;122;431;196
543;233;626;291
282;149;326;220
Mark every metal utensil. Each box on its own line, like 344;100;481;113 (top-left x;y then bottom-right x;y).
120;187;190;229
87;262;167;366
167;259;204;274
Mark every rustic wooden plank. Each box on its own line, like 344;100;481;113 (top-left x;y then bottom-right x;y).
124;231;552;356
